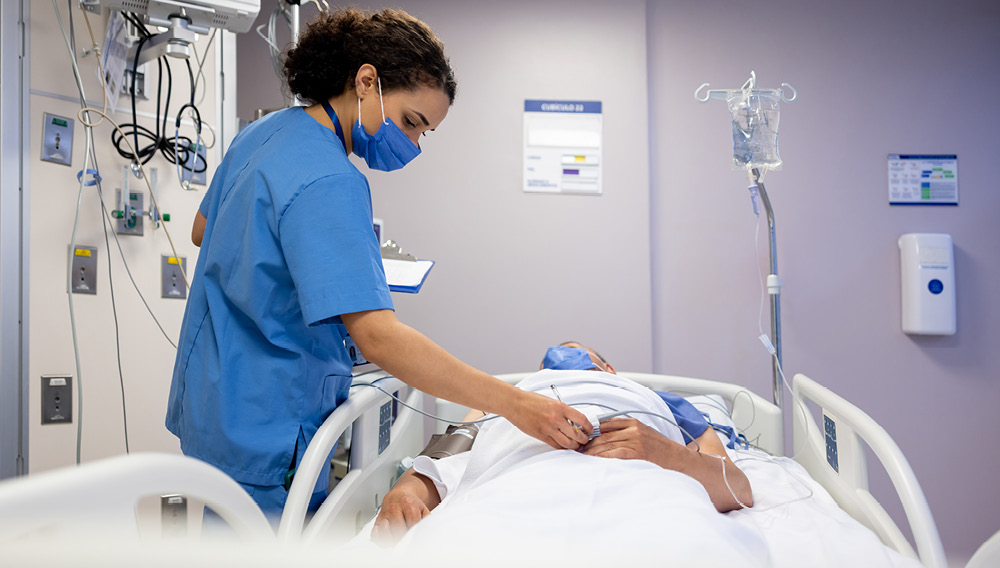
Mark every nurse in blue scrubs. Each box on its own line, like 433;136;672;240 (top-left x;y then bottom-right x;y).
167;8;591;517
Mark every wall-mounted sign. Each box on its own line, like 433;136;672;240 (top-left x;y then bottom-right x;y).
523;100;603;195
888;154;958;205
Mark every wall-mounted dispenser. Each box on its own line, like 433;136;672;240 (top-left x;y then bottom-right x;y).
898;233;955;335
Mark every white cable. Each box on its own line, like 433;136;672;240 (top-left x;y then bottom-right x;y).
707;453;749;510
96;185;178;349
353;379;501;426
730;448;815;513
52;0;89;465
193;29;216;107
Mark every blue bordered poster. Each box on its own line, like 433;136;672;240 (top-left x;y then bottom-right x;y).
523;100;603;195
888;155;958;205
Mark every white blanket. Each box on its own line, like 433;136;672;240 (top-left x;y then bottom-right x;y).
347;371;922;567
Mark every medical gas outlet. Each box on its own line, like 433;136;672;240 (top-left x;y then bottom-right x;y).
898;233;955;335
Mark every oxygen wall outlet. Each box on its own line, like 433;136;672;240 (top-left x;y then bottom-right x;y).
41;113;74;166
115;189;144;236
41;376;72;424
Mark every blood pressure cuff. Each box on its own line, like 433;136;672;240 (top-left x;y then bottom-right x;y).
418;423;480;460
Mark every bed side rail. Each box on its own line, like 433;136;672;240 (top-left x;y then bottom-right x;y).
0;453;273;542
616;372;783;456
277;376;424;543
792;373;945;568
434;373;782;455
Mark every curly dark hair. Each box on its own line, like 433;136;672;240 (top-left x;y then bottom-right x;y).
283;8;457;106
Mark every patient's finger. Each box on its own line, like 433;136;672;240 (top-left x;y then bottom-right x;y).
402;501;425;528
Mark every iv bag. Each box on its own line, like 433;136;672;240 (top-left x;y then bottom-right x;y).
728;89;782;169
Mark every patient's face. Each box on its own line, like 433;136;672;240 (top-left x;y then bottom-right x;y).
560;342;614;374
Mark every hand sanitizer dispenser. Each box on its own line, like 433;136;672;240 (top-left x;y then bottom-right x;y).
898;233;956;335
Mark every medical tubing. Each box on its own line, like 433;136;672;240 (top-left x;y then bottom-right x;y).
92;144;130;454
707;453;748;510
79;107;192;291
353;381;501;426
71;5;180;349
596;409;701;453
730;449;814;512
193;30;216;107
53;0;91;466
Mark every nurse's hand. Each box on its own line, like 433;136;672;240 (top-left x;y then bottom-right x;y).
508;391;592;450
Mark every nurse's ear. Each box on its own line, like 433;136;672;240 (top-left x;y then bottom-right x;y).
354;64;378;98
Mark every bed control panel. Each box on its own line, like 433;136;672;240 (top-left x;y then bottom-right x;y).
824;414;839;473
378;401;392;455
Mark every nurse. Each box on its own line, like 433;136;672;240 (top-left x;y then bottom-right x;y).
166;8;591;517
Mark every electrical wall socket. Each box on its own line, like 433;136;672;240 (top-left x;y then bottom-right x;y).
160;495;188;538
70;246;98;295
41;375;72;424
161;256;187;299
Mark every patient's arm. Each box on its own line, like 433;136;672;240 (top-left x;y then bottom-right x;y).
371;409;484;544
371;469;441;545
582;417;753;512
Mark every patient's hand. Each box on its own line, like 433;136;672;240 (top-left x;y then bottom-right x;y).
581;417;682;468
371;470;441;545
372;491;431;545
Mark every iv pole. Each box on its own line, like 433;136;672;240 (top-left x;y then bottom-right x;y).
695;73;795;409
751;167;783;409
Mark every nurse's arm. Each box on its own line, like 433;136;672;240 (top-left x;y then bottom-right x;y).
192;210;207;246
341;309;592;450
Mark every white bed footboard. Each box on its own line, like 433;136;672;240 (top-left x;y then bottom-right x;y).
792;373;945;568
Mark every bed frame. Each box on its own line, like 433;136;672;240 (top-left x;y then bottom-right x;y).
277;371;945;568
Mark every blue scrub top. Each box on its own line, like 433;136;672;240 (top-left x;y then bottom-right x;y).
166;106;393;487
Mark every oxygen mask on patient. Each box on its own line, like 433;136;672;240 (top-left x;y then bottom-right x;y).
542;346;599;371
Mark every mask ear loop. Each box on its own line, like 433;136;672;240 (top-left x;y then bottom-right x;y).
377;77;387;124
357;77;389;129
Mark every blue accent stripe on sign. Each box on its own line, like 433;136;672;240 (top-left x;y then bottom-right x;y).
524;100;602;113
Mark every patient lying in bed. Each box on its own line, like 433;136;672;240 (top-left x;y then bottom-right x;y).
356;344;923;567
373;343;754;547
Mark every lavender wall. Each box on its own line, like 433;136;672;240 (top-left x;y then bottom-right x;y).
236;0;1000;562
239;0;655;373
647;0;1000;563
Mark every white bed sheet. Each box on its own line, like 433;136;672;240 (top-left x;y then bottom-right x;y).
340;372;922;567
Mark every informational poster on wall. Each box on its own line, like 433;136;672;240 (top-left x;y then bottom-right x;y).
888;154;958;205
523;100;603;195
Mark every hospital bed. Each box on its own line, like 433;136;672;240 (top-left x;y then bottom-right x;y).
277;370;947;568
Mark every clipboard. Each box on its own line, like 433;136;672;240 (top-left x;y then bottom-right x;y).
381;241;434;294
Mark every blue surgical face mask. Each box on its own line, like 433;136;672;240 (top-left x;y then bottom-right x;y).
352;78;421;171
542;346;599;371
